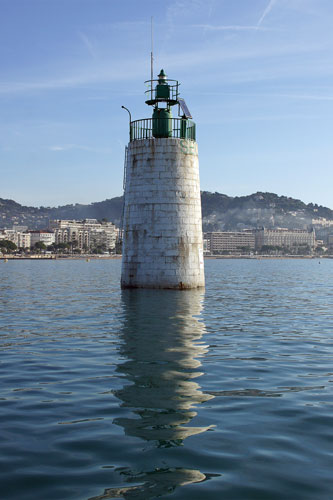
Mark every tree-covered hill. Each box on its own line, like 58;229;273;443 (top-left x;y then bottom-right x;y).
0;197;123;229
0;192;332;231
201;191;333;231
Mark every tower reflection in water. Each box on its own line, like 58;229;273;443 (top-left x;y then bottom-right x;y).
89;289;215;500
115;289;213;446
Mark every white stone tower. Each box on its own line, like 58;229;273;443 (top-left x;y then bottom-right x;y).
121;70;205;289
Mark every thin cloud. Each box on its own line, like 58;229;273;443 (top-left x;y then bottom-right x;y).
207;0;215;19
0;77;91;94
218;113;310;123
257;0;278;26
49;144;112;153
192;24;271;32
195;91;333;101
49;145;68;151
78;31;98;59
166;41;325;71
0;59;147;94
0;38;327;95
165;0;207;41
91;20;149;31
266;92;333;101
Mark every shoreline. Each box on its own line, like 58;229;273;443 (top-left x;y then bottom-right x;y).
204;255;331;259
0;255;122;260
1;255;331;261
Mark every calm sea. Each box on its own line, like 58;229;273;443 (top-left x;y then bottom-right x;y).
0;258;332;499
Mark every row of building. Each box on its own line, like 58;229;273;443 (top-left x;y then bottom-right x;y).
49;219;117;250
204;228;320;254
0;219;118;251
1;221;331;254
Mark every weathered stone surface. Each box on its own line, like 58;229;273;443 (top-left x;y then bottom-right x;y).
121;138;205;289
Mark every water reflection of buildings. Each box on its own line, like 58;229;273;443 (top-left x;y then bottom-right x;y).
89;289;215;500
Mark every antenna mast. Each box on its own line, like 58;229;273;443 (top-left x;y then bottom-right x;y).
150;16;154;100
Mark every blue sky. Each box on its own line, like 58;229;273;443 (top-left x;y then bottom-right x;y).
1;0;333;208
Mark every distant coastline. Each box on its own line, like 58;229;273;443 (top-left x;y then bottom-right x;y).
204;255;331;259
0;255;122;260
1;254;330;261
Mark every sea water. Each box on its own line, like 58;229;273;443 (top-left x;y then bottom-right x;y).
0;258;332;499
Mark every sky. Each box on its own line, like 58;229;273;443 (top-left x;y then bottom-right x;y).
1;0;333;209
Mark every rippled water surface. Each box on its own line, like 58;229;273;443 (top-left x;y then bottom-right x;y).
1;258;333;499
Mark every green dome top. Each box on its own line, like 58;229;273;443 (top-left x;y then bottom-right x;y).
158;69;167;83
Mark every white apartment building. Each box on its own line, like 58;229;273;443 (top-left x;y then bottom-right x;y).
89;229;116;250
204;228;316;254
49;219;117;251
255;228;315;250
29;230;55;247
17;232;31;249
0;229;31;248
204;231;255;254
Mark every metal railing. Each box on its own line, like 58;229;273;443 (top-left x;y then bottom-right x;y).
130;118;196;142
144;79;179;104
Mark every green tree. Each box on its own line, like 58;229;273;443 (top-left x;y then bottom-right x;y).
34;241;47;252
115;239;122;254
68;240;79;254
0;240;17;252
54;242;71;253
237;246;252;254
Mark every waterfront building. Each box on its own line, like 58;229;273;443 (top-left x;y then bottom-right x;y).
29;230;55;247
0;229;31;248
204;231;255;254
17;231;31;249
121;69;204;288
255;228;315;250
49;219;117;251
204;228;316;254
89;228;116;250
0;230;16;244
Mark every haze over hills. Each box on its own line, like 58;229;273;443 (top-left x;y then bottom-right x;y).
201;192;333;232
0;192;332;232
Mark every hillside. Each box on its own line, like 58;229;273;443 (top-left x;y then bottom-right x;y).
0;197;124;230
0;192;332;231
201;192;333;231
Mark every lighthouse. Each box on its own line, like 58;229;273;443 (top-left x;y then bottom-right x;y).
121;69;205;289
